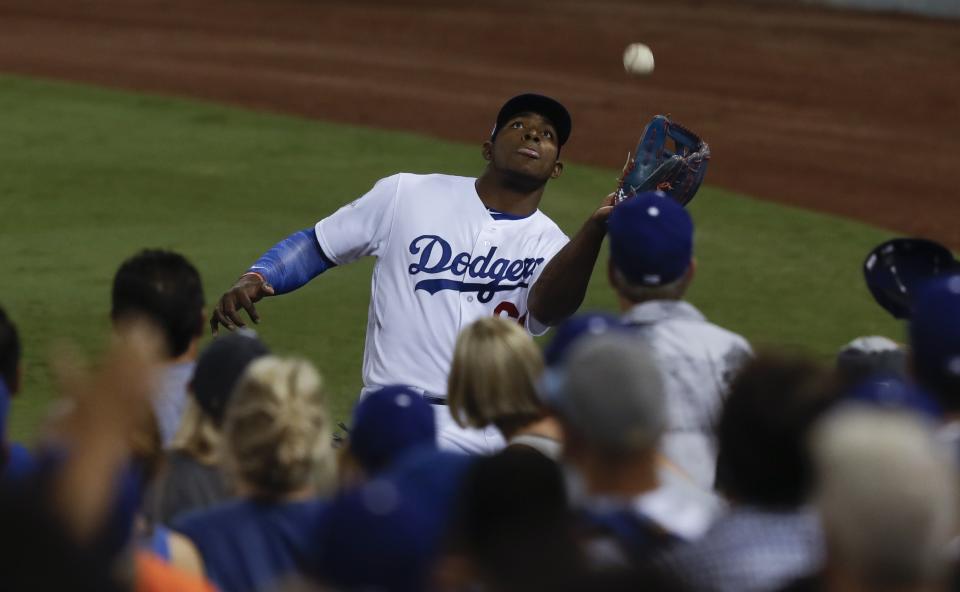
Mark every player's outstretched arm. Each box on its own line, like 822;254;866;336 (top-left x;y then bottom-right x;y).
210;228;336;333
528;194;615;327
210;273;274;333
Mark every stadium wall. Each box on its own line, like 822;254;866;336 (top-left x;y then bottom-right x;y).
766;0;959;18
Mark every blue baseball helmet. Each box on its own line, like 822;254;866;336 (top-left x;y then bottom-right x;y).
863;238;957;320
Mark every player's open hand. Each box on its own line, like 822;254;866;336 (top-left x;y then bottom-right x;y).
211;273;275;333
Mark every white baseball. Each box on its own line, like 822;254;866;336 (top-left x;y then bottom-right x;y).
623;43;655;76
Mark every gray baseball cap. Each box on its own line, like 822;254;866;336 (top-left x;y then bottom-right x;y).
542;332;666;453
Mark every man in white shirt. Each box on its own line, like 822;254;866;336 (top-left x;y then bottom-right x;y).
606;192;752;489
112;249;206;446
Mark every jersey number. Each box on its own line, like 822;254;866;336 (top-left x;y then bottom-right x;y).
493;301;527;327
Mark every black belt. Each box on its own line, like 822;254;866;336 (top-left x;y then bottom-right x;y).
422;394;447;406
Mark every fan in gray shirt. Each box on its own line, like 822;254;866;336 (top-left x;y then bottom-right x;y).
146;330;269;525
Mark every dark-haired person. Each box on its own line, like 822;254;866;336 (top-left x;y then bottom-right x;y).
209;93;618;453
112;249;205;445
436;448;587;592
656;353;839;592
0;305;33;481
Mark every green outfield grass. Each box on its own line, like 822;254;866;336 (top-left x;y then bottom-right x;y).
0;74;902;443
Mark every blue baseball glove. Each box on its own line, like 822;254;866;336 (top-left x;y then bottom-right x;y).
615;115;710;207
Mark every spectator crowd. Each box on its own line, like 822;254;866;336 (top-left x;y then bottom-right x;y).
2;191;959;592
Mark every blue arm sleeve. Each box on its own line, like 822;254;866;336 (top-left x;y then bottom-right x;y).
247;228;336;294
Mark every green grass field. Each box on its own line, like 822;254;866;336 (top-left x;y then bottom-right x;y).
0;75;902;443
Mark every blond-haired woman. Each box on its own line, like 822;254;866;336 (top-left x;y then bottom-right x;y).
173;356;336;592
447;317;562;459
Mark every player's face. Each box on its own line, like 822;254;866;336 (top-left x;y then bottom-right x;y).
485;112;563;183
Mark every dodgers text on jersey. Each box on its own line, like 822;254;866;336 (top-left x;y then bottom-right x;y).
407;234;546;303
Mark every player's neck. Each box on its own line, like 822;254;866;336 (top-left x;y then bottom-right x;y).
475;173;545;217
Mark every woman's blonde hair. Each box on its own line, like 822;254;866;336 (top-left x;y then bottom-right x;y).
447;317;545;432
171;399;222;466
222;356;335;498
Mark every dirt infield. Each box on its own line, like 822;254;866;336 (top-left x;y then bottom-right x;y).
0;0;957;245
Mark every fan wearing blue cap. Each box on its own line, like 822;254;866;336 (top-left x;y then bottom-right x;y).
910;274;960;419
314;449;475;592
606;192;752;490
340;385;437;486
541;311;625;368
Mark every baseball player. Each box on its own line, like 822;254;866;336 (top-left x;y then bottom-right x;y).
211;94;613;453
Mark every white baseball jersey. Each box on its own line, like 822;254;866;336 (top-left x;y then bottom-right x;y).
623;300;752;489
315;173;569;399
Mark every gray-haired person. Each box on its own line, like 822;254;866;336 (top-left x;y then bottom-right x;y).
779;407;957;592
542;332;721;566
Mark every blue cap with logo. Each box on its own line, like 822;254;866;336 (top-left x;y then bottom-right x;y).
608;191;694;286
542;311;625;368
349;385;437;472
910;273;960;393
845;374;942;420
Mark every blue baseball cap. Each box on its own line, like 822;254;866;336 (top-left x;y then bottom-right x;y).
910;274;960;393
349;385;437;472
608;191;694;286
314;449;473;592
863;238;957;320
844;374;942;421
542;311;625;368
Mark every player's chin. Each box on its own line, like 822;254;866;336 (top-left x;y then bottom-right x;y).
507;158;554;182
502;167;552;191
